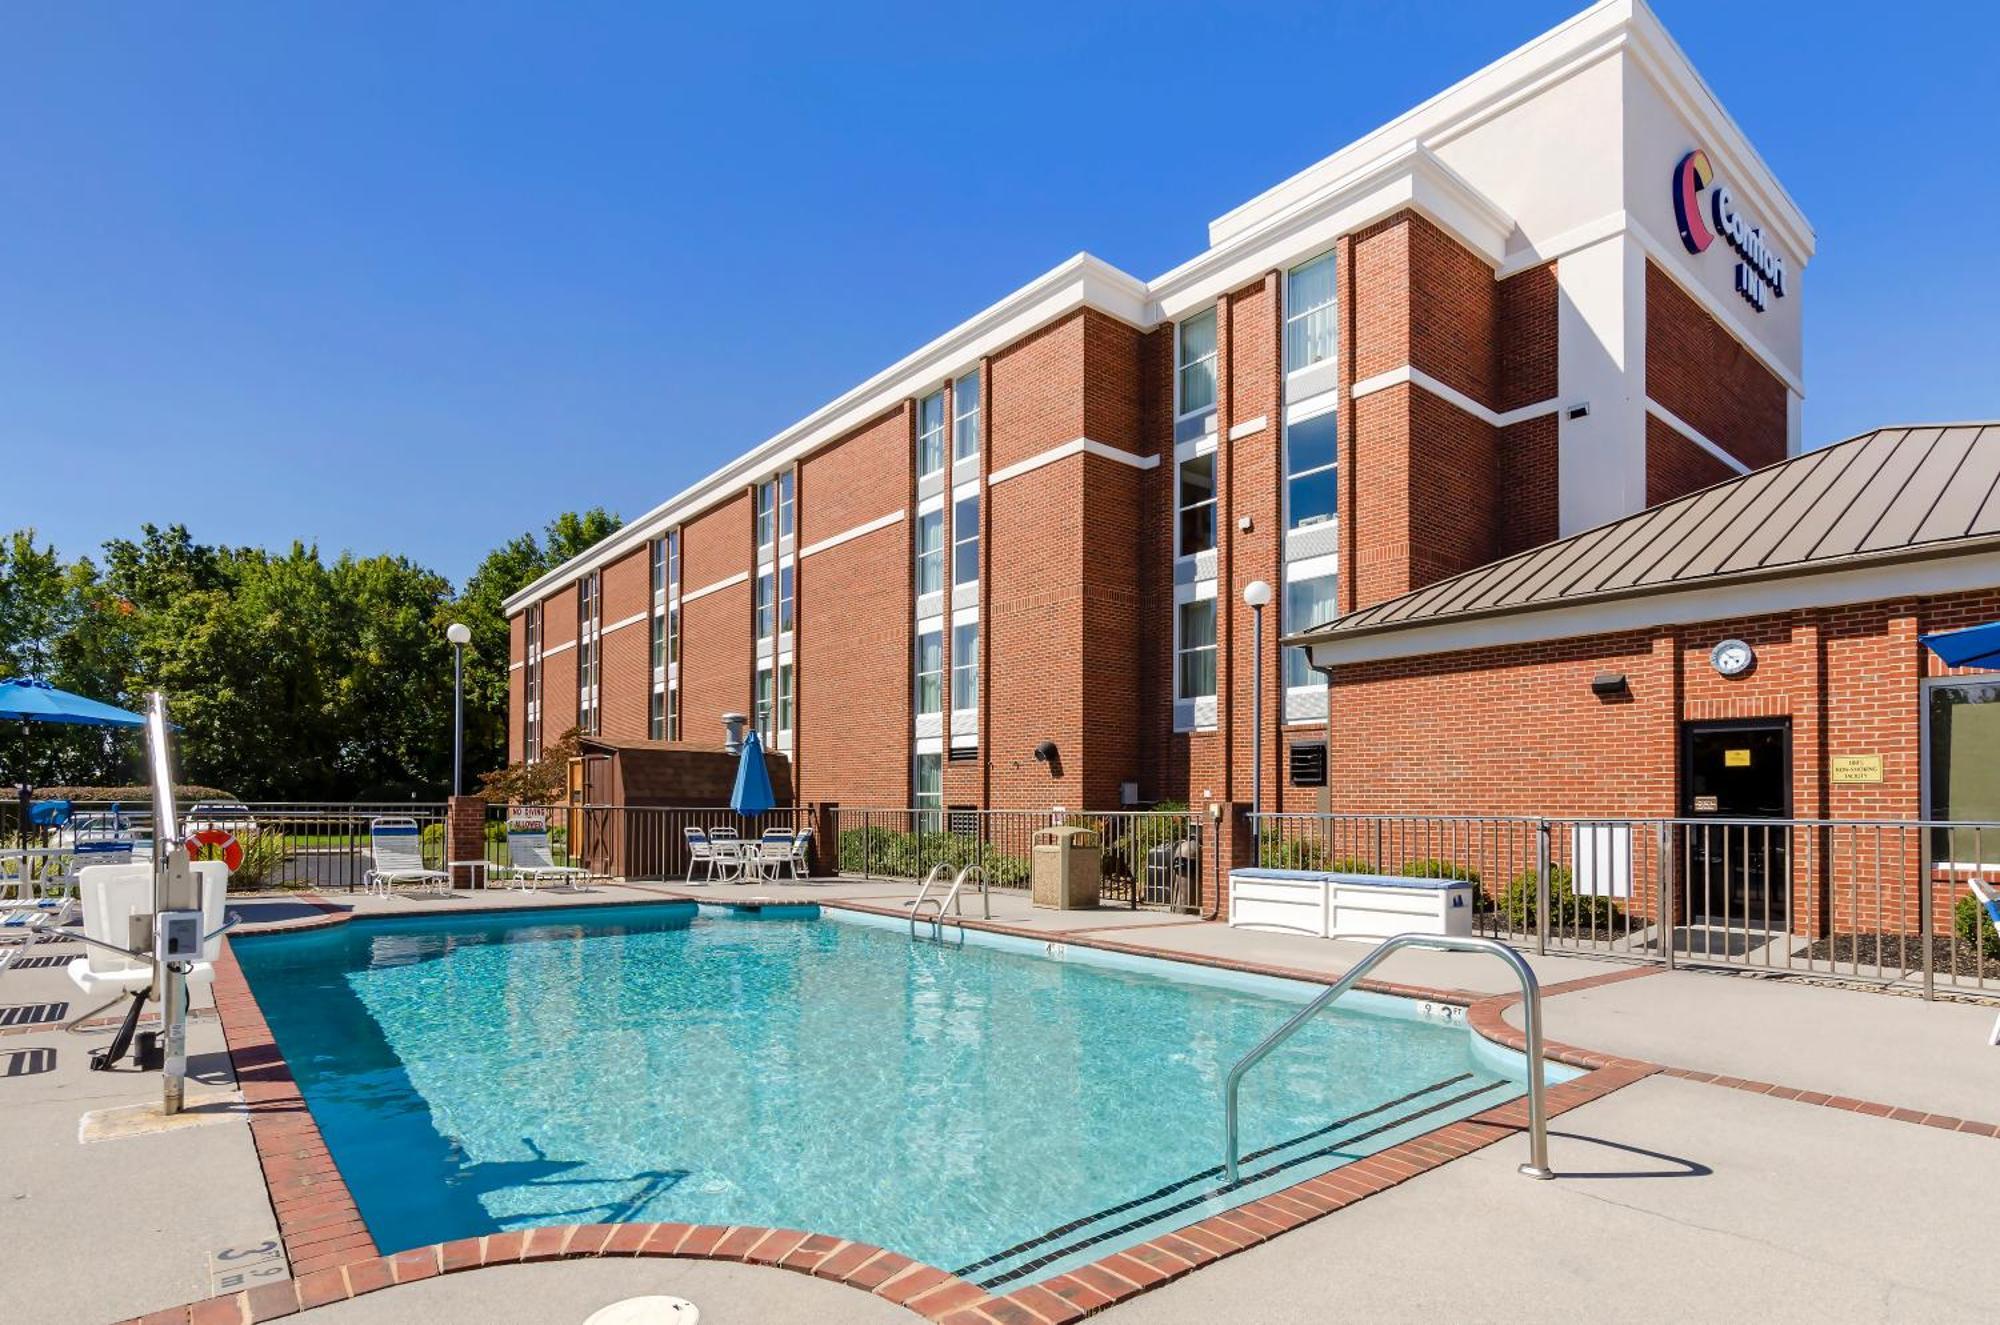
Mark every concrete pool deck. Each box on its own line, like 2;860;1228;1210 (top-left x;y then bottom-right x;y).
3;877;1996;1323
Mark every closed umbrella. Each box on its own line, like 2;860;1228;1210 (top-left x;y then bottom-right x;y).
1;678;147;843
730;728;777;818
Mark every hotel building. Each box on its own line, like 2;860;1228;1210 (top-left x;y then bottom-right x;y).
505;0;1814;824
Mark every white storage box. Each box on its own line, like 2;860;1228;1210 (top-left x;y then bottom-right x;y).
1229;868;1475;942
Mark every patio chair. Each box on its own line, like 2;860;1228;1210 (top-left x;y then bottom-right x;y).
683;826;730;884
1971;877;2000;1046
504;827;591;891
789;827;814;880
746;830;795;883
362;817;452;897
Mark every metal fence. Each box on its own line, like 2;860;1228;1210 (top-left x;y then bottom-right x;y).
834;806;1201;910
1252;813;2000;998
487;804;818;882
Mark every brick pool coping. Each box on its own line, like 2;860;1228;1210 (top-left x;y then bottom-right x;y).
115;887;1977;1323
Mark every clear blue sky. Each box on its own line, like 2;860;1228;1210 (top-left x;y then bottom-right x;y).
3;1;1994;586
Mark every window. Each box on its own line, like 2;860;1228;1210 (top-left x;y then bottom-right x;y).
650;537;667;602
1177;598;1216;700
1928;679;2000;864
952;494;979;587
1285;252;1337;372
757;663;795;740
951;622;977;712
667;530;680;589
756;481;777;547
1178;452;1217;556
649;689;665;740
524;604;542;762
1283;573;1338;689
916;628;943;714
776;661;793;735
755;572;775;639
1177;309;1218;416
778;471;795;540
650;611;665;672
778;564;794;634
1286;411;1338;530
953;370;980;463
668;605;680;671
667;687;679;742
576;572;600;734
914;752;942;822
918;389;947;477
916;508;944;596
754;667;774;737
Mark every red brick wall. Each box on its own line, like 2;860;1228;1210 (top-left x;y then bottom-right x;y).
1499;415;1560;556
1496;262;1557;413
1645;260;1787;474
1407;214;1498;409
597;545;651;743
989;311;1087;470
987;457;1084;808
1222;274;1285;808
797;407;912;807
678;493;752;749
1645;414;1738;505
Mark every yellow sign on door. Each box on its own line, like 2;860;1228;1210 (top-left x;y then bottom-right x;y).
1831;754;1883;784
1723;748;1751;767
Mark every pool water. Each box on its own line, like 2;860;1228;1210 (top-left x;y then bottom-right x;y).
235;903;1539;1289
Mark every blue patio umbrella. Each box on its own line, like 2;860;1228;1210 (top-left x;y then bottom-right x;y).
730;729;777;817
1919;621;2000;671
1;678;147;842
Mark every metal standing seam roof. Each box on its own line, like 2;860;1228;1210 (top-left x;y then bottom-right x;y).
1298;423;2000;642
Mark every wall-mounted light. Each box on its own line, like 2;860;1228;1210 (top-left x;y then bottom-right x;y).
1033;740;1062;778
1590;672;1629;699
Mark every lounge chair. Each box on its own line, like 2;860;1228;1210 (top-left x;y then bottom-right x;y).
0;895;80;980
503;827;590;891
789;827;815;880
1971;877;2000;1046
362;817;452;897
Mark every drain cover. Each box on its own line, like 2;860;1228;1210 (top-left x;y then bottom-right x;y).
582;1297;699;1325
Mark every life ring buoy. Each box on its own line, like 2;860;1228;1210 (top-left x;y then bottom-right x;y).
185;828;244;872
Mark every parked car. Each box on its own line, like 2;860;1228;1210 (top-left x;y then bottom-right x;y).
183;802;258;838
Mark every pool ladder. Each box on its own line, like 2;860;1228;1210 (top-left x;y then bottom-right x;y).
1222;933;1553;1184
910;864;989;940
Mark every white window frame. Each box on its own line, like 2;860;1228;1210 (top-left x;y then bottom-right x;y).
952;492;979;589
1283;399;1339;533
915;627;944;716
915;506;945;597
777;563;794;636
951;619;978;717
778;470;795;542
1176;308;1218;420
1175;439;1219;560
576;571;601;735
1175;591;1217;704
914;751;943;824
1283;556;1339;694
917;388;948;478
755;480;777;549
1284;251;1338;375
524;603;542;761
952;370;981;464
754;571;775;641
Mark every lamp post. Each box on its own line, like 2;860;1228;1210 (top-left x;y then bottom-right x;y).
1243;580;1272;844
446;622;471;797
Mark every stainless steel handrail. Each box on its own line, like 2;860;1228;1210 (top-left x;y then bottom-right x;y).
1223;933;1553;1183
909;864;990;938
908;864;953;937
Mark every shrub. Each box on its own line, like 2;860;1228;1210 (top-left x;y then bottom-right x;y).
1497;865;1622;931
204;829;293;890
1399;858;1480;883
837;826;1029;887
1258;833;1327;870
1956;894;2000;962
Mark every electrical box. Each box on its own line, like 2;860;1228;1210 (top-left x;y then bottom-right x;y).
155;910;205;964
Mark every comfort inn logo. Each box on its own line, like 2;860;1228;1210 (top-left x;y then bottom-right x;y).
1673;148;1786;312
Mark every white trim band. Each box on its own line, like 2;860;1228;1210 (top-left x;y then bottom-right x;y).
601;610;649;638
1228;415;1269;441
539;639;576;660
682;570;750;604
988;438;1161;486
799;509;905;560
1645;398;1752;477
1349;364;1559;429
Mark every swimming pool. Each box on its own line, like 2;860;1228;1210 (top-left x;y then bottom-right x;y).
235;902;1555;1290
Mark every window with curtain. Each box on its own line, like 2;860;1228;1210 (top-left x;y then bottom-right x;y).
952;622;977;712
754;572;774;639
1286;252;1337;372
755;481;777;547
916;509;944;595
918;389;947;476
650;537;666;602
649;688;664;740
667;530;680;588
754;667;774;738
1284;574;1339;688
1178;452;1216;556
1177;309;1218;415
650;611;664;673
915;753;942;823
1286;411;1338;529
776;662;794;735
778;471;794;540
916;629;943;714
953;494;979;586
1177;598;1216;700
953;371;981;463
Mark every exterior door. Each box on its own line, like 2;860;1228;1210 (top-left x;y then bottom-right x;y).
1680;720;1791;926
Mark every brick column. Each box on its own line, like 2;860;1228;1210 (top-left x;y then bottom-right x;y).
447;796;488;887
1202;802;1257;920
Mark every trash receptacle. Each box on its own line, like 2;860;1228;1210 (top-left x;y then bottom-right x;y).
1032;825;1101;910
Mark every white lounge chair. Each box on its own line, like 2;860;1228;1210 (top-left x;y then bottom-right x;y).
503;827;590;891
0;895;79;979
1971;877;2000;1047
362;817;451;897
789;827;814;880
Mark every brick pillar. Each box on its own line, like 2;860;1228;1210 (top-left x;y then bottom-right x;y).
813;802;839;877
1203;802;1257;919
447;796;488;887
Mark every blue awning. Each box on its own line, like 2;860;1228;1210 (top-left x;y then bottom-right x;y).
1919;621;2000;671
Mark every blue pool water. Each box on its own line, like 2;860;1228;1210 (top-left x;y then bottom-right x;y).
235;903;1542;1289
